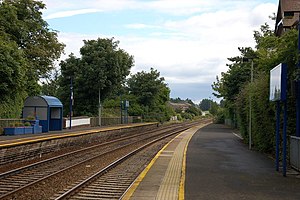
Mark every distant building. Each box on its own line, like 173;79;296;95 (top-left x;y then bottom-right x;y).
275;0;300;36
168;102;191;112
202;111;210;116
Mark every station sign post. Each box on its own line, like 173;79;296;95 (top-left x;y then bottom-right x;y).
269;63;287;176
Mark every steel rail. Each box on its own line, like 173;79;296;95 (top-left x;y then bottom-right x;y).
54;127;189;200
0;124;193;199
0;123;182;179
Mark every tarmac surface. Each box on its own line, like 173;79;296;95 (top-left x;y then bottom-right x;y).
185;124;300;200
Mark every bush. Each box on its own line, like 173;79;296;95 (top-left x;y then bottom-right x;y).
214;108;225;124
181;112;193;120
176;114;183;121
24;122;31;126
236;74;276;153
26;115;35;120
10;122;24;127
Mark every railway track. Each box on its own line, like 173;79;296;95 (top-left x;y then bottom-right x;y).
0;124;155;166
53;129;179;200
0;121;206;199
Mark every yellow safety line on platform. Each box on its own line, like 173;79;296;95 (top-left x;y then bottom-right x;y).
122;129;187;200
179;137;188;200
0;123;157;148
179;123;209;200
122;122;210;200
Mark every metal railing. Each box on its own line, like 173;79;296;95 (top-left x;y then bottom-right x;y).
90;117;133;126
290;136;300;171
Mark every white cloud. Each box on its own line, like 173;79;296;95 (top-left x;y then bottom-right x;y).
43;0;209;16
42;0;138;18
143;0;214;15
45;0;278;101
45;9;102;19
42;0;272;19
57;32;100;59
124;23;159;29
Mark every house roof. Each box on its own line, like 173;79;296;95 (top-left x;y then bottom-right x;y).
275;0;300;35
280;0;300;11
168;102;191;111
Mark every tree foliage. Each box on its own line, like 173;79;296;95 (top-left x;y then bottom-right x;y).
41;69;60;97
212;22;298;153
126;68;174;122
1;0;64;95
199;98;212;111
127;68;167;107
58;38;134;116
0;0;64;118
186;105;202;117
0;33;27;117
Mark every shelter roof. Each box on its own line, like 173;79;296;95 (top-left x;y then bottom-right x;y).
41;95;63;107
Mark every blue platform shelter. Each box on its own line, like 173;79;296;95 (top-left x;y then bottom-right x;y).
22;96;63;133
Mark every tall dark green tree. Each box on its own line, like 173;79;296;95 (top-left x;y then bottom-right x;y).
199;98;212;111
0;33;27;117
58;38;134;116
212;22;298;153
127;68;174;122
41;69;60;97
1;0;64;95
127;68;167;107
0;0;64;118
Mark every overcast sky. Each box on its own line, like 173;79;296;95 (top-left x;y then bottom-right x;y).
42;0;277;103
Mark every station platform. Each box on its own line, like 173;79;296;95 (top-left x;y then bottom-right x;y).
0;123;157;148
123;123;300;200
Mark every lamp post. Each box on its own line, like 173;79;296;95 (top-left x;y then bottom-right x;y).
98;88;101;127
249;59;253;150
297;14;300;137
69;77;73;129
243;57;254;149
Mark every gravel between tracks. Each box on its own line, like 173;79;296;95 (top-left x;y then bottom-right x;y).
3;134;176;200
0;128;141;173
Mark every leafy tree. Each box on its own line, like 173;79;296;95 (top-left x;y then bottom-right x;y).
209;101;219;116
58;38;133;116
212;21;298;153
199;98;212;111
212;47;257;102
41;69;60;97
0;0;64;95
127;68;174;122
0;33;27;117
186;105;202;116
170;97;184;103
181;112;193;120
127;68;167;107
0;0;64;118
185;98;195;106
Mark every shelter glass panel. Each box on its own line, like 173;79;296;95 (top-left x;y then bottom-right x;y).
50;108;61;119
36;107;48;120
25;96;47;107
23;107;35;118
